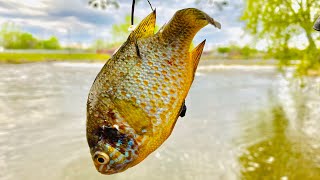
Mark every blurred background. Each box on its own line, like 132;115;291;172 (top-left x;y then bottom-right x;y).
0;0;319;180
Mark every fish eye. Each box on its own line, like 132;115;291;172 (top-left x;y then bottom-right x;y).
94;151;110;165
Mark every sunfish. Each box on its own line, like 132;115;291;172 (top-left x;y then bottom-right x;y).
86;8;221;174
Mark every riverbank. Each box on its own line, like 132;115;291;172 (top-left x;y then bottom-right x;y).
0;52;276;65
1;52;319;76
0;53;110;64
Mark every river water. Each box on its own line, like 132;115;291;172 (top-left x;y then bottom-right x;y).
0;62;319;180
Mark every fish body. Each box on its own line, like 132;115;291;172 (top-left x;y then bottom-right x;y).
86;8;221;174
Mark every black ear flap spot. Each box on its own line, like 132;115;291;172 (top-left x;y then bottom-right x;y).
98;126;123;143
179;100;187;117
96;126;137;154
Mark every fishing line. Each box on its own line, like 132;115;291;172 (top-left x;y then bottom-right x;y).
146;0;154;11
131;0;135;26
131;0;154;26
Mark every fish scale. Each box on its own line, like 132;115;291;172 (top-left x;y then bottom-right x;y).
86;8;221;174
116;37;186;129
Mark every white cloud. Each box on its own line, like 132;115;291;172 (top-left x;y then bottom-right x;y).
0;0;48;16
12;0;47;8
0;0;249;47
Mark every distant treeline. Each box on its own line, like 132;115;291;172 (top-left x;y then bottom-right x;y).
0;23;60;49
215;45;312;62
216;45;260;59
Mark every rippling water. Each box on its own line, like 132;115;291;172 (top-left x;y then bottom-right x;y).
0;62;319;180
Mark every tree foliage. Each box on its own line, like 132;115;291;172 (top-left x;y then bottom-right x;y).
217;45;258;59
111;15;134;44
0;22;60;49
241;0;320;70
41;37;60;49
217;46;231;54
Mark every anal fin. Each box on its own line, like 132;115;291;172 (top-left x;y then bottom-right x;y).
191;40;206;72
191;40;206;78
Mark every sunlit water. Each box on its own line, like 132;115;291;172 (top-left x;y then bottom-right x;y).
0;62;319;180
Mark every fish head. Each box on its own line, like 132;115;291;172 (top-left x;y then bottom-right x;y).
88;124;139;174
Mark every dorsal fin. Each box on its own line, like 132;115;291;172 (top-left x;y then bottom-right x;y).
191;39;206;76
129;9;156;40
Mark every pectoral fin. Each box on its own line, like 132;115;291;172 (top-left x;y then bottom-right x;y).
191;40;206;77
179;100;187;117
168;100;187;137
113;99;153;135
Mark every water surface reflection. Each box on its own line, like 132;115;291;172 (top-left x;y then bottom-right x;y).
0;62;319;180
239;75;320;179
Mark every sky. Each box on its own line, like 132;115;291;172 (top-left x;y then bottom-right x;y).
0;0;261;49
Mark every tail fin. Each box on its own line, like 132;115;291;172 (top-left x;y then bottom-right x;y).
161;8;221;45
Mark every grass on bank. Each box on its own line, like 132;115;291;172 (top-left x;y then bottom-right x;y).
1;52;319;76
0;53;110;64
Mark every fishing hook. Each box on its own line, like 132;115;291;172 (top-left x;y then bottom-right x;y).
131;0;154;26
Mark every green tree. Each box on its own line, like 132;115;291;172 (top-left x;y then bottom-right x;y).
19;33;38;49
95;15;159;48
91;15;139;50
0;23;38;49
241;0;320;72
239;45;257;59
0;22;21;49
40;36;60;49
110;15;142;45
92;39;109;49
217;46;231;54
0;22;61;49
